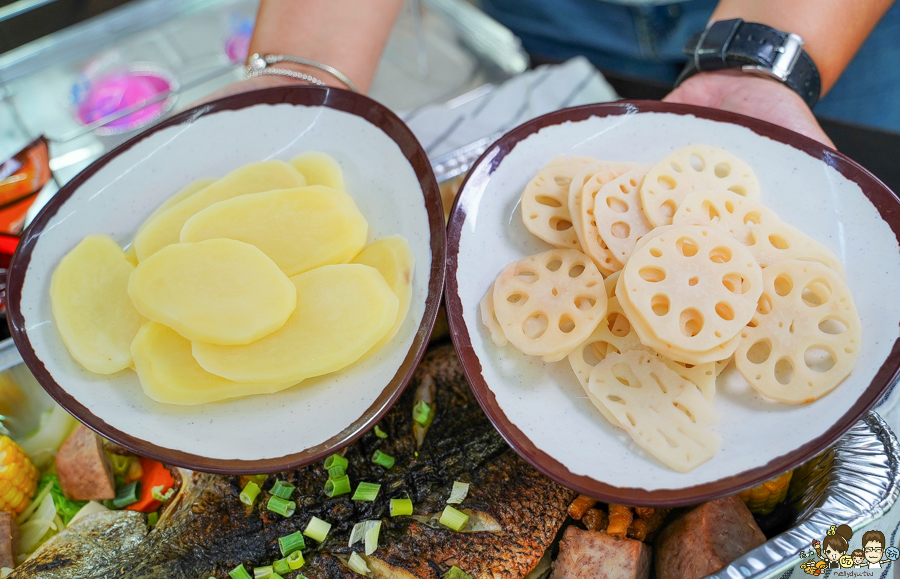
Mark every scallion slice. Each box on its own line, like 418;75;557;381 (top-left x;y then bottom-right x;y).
270;574;284;579
371;450;395;469
365;521;382;555
247;474;268;486
253;565;273;578
443;566;474;579
412;401;434;427
324;475;351;498
447;481;469;504
266;496;296;517
303;516;331;543
278;530;306;556
327;465;346;479
112;481;140;509
273;557;291;576
229;563;252;579
374;425;388;439
270;480;295;500
348;552;370;575
147;511;159;526
352;482;381;502
390;498;413;517
439;506;469;531
287;550;305;570
349;520;380;547
240;481;261;506
324;454;348;471
151;484;174;502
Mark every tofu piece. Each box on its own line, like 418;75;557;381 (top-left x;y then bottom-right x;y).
655;496;766;579
55;425;116;501
0;511;18;569
550;527;651;579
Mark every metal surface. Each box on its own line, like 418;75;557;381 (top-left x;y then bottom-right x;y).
713;412;900;579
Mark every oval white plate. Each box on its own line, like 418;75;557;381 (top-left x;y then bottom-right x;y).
8;87;445;473
446;101;900;505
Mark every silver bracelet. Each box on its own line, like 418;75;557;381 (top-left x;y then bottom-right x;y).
245;53;360;93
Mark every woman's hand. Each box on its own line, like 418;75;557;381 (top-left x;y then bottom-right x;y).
664;70;834;148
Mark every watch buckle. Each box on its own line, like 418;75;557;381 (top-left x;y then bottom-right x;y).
742;33;804;82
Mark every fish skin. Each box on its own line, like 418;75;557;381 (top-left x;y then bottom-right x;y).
12;345;575;578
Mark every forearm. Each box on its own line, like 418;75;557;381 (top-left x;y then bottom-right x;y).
248;0;406;93
710;0;894;95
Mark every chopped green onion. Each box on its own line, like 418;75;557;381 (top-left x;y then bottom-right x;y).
374;425;388;439
365;521;382;555
270;574;284;579
325;475;352;498
273;557;291;576
348;552;370;575
266;496;296;517
147;512;159;526
371;450;395;469
253;565;273;578
412;401;434;427
390;498;413;517
278;530;306;556
151;484;174;502
240;481;261;506
324;454;348;471
287;550;305;570
352;482;381;502
349;520;380;546
443;566;473;579
439;506;469;531
270;480;295;500
447;481;469;504
303;516;332;543
229;563;252;579
112;481;140;509
247;474;268;486
327;465;346;479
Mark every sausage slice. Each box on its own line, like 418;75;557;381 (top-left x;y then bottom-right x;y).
55;425;116;501
550;526;651;579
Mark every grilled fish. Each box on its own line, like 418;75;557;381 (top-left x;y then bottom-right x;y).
13;345;575;578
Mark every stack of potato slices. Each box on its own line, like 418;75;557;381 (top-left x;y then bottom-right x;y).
51;153;414;405
482;146;860;472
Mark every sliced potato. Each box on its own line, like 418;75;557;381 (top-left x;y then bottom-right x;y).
131;322;295;405
51;235;145;374
127;239;296;345
133;161;305;261
180;186;367;276
137;178;216;235
352;235;414;353
192;264;399;384
290;151;345;190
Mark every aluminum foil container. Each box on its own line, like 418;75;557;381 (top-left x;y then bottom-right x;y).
713;411;900;579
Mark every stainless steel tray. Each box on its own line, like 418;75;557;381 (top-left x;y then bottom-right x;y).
714;411;900;579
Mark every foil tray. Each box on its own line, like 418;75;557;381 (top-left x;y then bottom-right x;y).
713;411;900;579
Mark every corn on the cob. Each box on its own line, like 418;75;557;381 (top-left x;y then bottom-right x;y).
738;470;793;515
0;434;40;514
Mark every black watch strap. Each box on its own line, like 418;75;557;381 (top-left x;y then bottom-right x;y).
675;19;821;109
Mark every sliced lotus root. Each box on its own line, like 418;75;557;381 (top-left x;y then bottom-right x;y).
521;157;599;249
622;225;763;352
616;256;745;366
746;218;846;278
480;283;508;348
567;298;647;429
734;260;861;404
604;270;621;299
568;162;637;247
571;164;640;274
594;166;654;264
493;249;608;361
640;145;760;227
660;358;716;401
672;190;781;246
588;350;720;472
715;355;733;377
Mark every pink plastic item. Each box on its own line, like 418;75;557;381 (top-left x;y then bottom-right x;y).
76;69;175;135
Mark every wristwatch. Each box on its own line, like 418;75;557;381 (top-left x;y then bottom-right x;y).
675;18;821;109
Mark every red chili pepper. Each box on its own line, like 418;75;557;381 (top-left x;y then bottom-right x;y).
125;457;175;513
